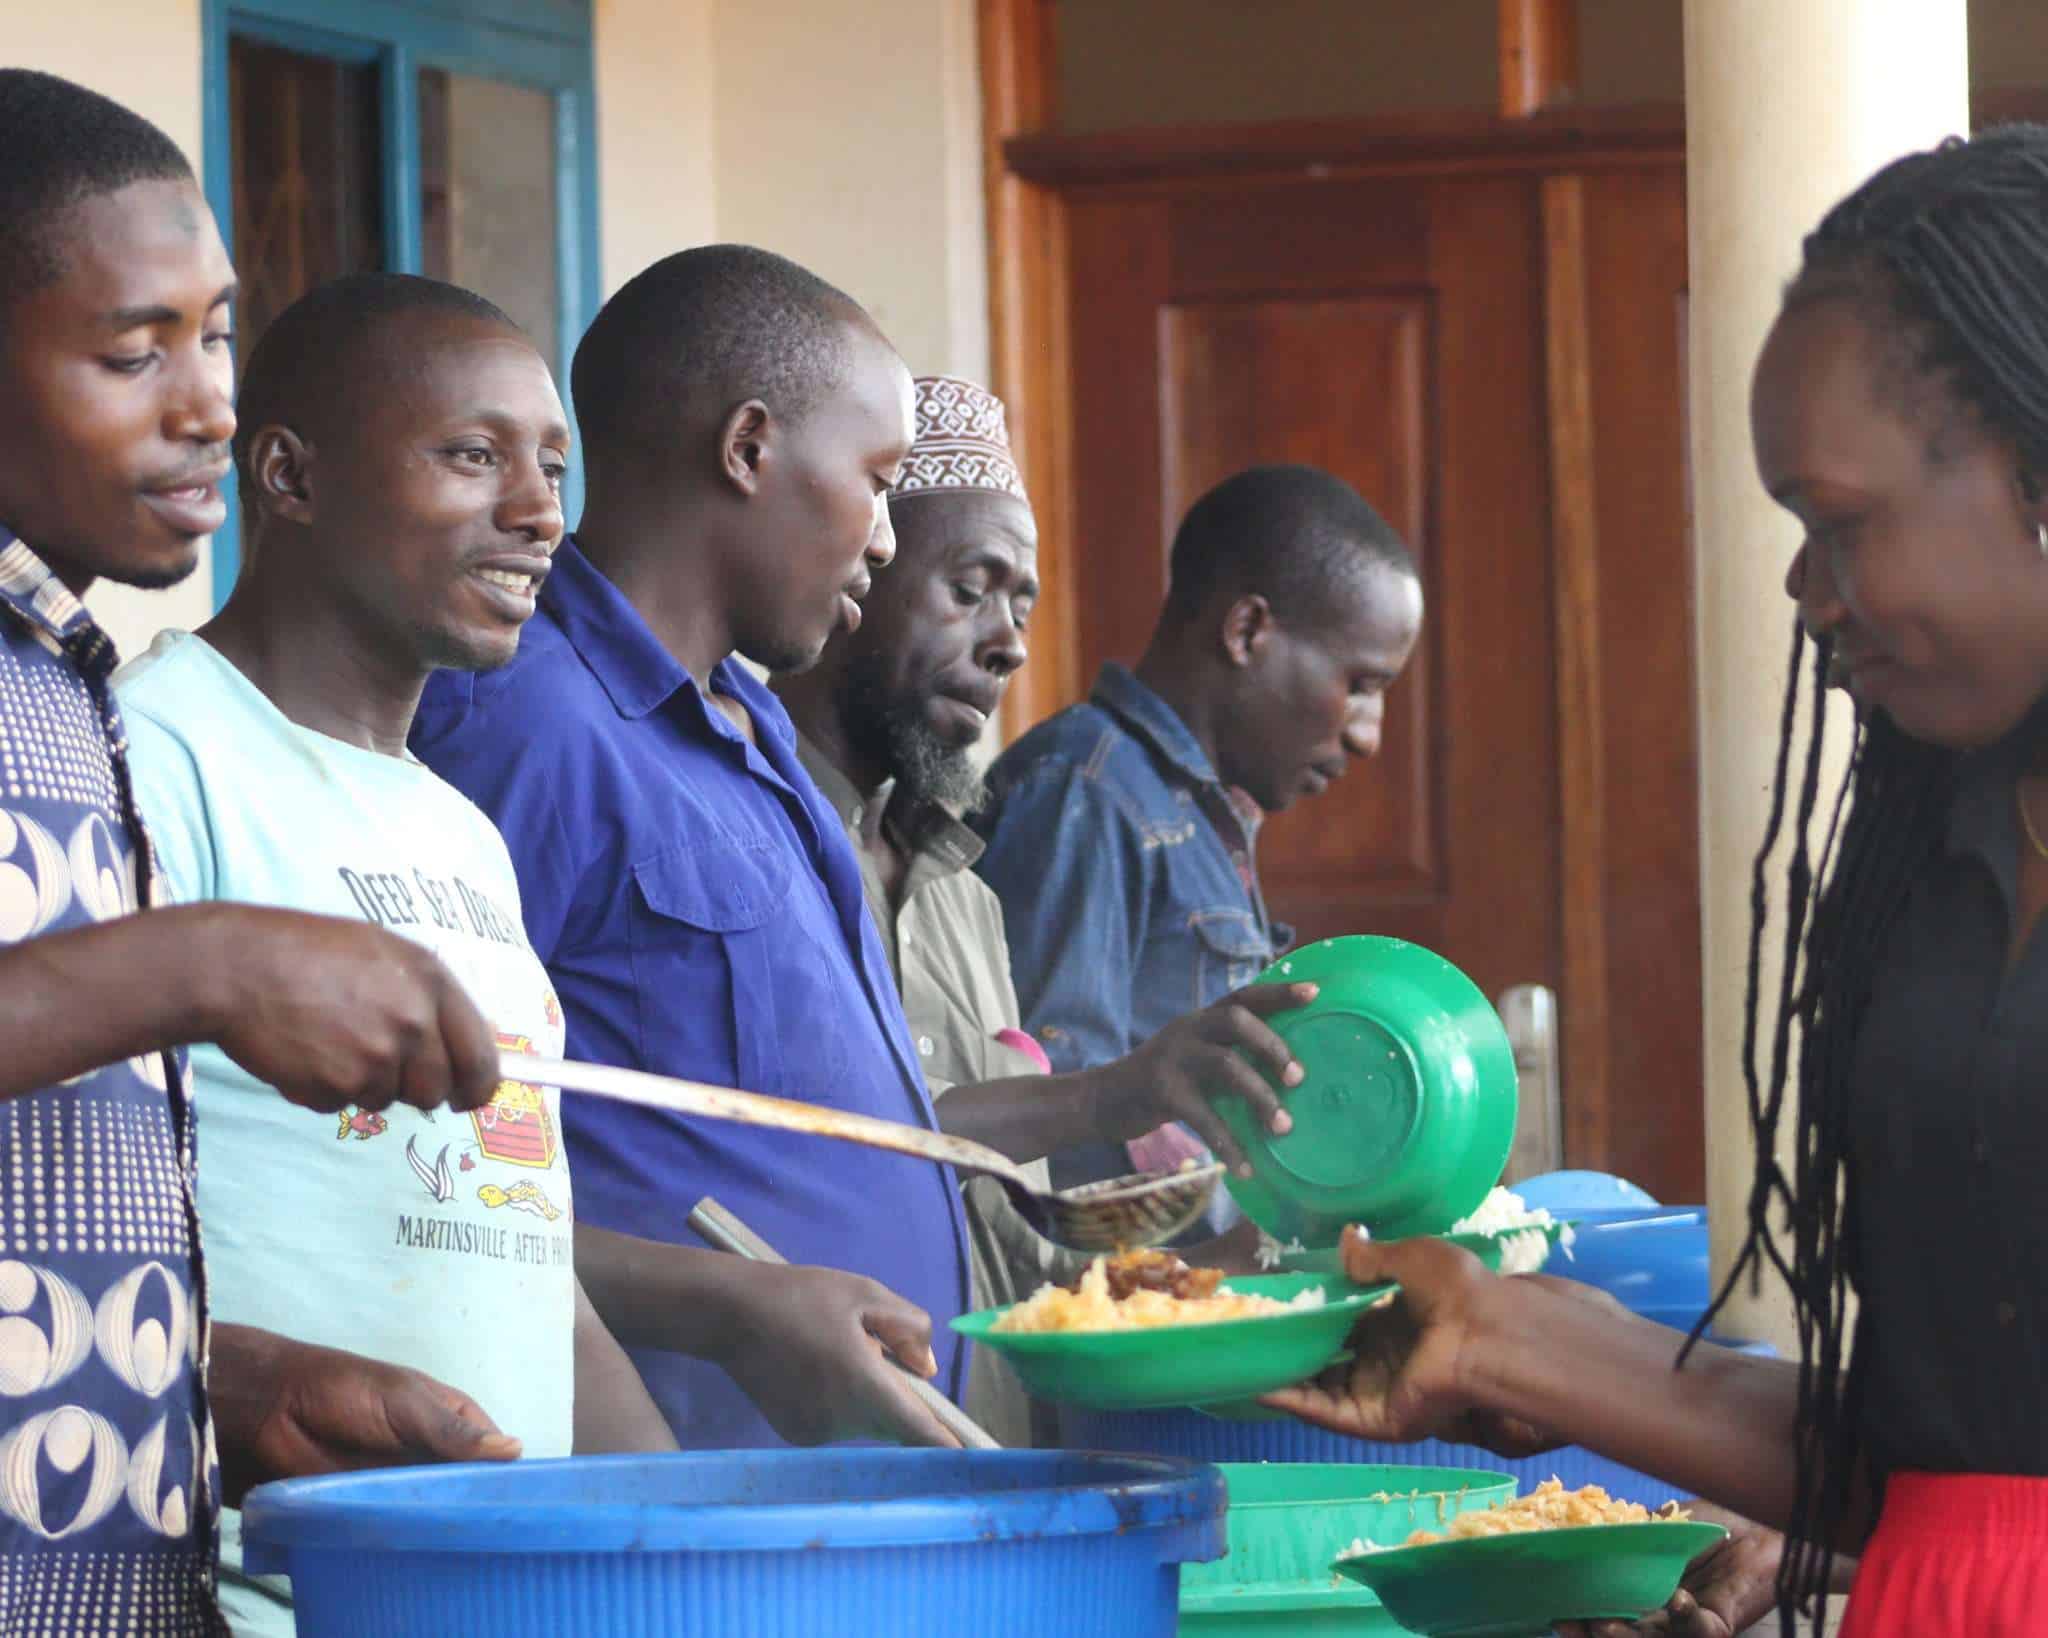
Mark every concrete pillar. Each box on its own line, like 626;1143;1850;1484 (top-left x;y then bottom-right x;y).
1685;0;1968;1350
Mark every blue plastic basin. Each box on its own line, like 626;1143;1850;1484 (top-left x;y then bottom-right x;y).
242;1449;1226;1637
1556;1208;1710;1331
1513;1170;1660;1214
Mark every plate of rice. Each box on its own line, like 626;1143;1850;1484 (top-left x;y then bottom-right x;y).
951;1252;1395;1411
1331;1481;1727;1637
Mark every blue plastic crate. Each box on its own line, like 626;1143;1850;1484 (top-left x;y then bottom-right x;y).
242;1448;1226;1638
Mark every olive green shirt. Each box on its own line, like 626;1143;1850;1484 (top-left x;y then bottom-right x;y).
796;733;1084;1444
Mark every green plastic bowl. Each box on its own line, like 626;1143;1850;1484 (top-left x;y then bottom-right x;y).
1185;1464;1517;1590
949;1274;1392;1411
1332;1521;1730;1637
1221;937;1518;1246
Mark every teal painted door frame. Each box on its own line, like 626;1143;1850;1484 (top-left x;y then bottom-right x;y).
200;0;602;603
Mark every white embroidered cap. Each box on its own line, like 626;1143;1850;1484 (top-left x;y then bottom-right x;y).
892;375;1030;505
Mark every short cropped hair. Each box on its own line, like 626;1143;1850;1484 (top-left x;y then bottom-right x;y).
0;69;194;318
570;244;865;469
1162;464;1416;630
233;272;521;507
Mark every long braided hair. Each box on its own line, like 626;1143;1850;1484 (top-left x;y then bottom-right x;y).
1690;126;2048;1632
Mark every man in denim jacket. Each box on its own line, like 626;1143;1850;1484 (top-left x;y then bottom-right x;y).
974;466;1424;1194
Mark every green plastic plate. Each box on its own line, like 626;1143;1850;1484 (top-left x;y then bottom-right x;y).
949;1273;1394;1411
1219;937;1519;1247
1332;1522;1731;1637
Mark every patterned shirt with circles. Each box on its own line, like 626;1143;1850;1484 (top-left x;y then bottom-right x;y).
0;531;221;1635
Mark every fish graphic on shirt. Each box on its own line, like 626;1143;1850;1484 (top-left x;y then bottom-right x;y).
336;1108;388;1141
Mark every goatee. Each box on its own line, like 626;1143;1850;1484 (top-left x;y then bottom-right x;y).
837;653;989;814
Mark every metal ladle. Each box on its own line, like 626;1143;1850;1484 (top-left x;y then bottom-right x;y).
500;1052;1223;1252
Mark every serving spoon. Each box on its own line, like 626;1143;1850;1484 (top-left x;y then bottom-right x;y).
499;1051;1223;1252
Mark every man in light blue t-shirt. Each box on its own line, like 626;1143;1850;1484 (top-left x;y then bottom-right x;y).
118;275;680;1634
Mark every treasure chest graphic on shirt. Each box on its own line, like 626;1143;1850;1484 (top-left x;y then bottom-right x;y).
474;1031;561;1169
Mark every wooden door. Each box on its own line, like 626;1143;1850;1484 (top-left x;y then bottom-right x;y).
1056;161;1703;1199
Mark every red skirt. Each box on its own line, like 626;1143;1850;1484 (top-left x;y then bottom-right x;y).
1841;1473;2048;1636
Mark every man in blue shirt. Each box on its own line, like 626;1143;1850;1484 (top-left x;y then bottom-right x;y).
412;246;978;1448
0;71;507;1632
975;466;1425;1195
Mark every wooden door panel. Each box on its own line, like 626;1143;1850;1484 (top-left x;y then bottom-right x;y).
1158;295;1437;908
1574;167;1702;1196
1400;175;1558;1006
1066;194;1174;673
1165;180;1432;298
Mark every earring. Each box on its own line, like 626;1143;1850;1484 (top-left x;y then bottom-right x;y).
2038;521;2047;556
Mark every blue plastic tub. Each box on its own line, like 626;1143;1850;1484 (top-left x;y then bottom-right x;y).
242;1449;1225;1637
1556;1208;1710;1333
1513;1170;1660;1213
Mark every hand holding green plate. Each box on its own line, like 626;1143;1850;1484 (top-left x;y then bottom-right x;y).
950;1272;1395;1411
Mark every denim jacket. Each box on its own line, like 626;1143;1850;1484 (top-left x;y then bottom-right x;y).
973;663;1293;1092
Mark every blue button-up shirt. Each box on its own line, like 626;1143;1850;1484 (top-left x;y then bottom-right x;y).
974;664;1291;1189
411;537;974;1446
0;531;221;1631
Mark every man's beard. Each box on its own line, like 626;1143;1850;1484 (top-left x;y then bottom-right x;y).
837;652;988;813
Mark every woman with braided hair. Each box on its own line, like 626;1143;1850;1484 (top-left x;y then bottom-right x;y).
1266;125;2048;1636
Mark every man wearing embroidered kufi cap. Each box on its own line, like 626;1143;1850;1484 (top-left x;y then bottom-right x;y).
775;378;1309;1443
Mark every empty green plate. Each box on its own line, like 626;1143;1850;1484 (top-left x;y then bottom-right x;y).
1332;1522;1730;1637
1219;937;1519;1248
949;1273;1394;1411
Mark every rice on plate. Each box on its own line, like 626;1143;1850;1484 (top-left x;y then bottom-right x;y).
993;1252;1327;1334
1338;1480;1694;1556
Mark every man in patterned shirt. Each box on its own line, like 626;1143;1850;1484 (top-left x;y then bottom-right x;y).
0;70;513;1633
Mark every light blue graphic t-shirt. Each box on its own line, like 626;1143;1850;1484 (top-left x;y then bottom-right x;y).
115;632;574;1635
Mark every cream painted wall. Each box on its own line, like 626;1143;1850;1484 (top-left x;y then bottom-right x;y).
709;0;990;382
6;0;215;658
595;0;718;293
